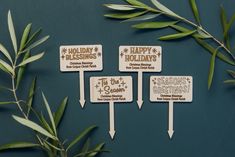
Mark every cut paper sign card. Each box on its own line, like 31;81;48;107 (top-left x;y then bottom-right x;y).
119;46;162;109
60;45;103;108
150;76;193;139
90;76;133;139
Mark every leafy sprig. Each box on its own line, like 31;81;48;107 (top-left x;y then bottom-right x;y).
104;0;235;89
0;10;107;157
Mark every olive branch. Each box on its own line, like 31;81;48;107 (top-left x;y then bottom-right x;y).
0;10;107;157
104;0;235;89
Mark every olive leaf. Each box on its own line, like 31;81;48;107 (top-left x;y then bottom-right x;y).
0;101;15;105
151;0;181;19
54;97;68;127
20;36;49;54
104;11;148;19
87;143;106;157
224;80;235;84
0;62;11;74
0;59;14;75
224;70;235;85
159;30;196;40
80;138;90;157
20;23;32;51
122;14;160;22
26;77;36;117
67;125;97;151
227;70;235;78
25;28;42;47
104;4;137;11
12;115;57;140
42;92;57;136
17;52;44;67
208;47;221;90
189;0;201;25
73;143;106;157
0;44;13;64
132;21;178;29
220;6;227;34
39;112;54;135
16;51;30;89
0;142;40;151
126;0;152;9
8;11;18;54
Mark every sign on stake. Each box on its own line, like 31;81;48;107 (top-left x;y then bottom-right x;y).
119;46;162;109
90;76;133;139
150;76;193;139
60;45;103;108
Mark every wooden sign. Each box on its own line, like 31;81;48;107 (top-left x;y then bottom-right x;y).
60;45;103;108
150;76;193;139
90;76;133;139
119;46;162;109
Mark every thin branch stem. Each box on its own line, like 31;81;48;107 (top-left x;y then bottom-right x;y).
11;54;45;148
11;73;27;118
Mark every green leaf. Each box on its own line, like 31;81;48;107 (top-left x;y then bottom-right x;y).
151;0;181;18
39;112;54;135
67;125;97;151
0;43;13;63
16;51;30;89
0;59;14;75
73;143;106;157
224;80;235;84
0;142;39;151
87;143;105;157
8;10;18;54
25;28;42;47
42;92;57;136
159;30;196;40
224;12;235;50
126;0;151;9
0;63;9;74
208;47;220;90
19;23;32;51
21;36;49;54
54;97;68;127
189;0;201;25
224;14;235;37
18;52;44;67
42;139;62;151
26;78;36;117
12;115;57;140
104;11;148;19
220;6;231;49
0;101;15;105
80;138;90;157
170;25;203;38
227;70;235;78
122;13;160;22
220;6;227;33
104;4;136;11
132;21;178;29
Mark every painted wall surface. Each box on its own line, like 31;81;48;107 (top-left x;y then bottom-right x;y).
0;0;235;156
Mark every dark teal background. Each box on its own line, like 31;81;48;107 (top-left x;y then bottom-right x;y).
0;0;235;156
